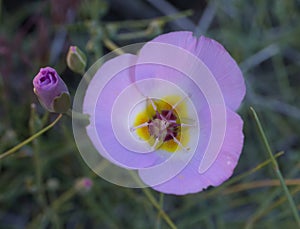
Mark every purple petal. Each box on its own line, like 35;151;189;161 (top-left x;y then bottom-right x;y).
135;41;229;173
84;54;159;169
134;63;210;115
33;67;69;111
150;31;246;111
139;108;244;195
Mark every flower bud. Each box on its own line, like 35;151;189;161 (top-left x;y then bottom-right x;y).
66;46;87;74
33;67;70;113
75;177;93;193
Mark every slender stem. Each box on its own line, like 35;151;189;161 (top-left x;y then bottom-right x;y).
203;151;284;199
129;171;177;229
28;188;77;228
106;10;193;29
246;186;300;228
51;188;77;210
142;188;177;229
29;105;47;209
102;38;125;55
250;107;300;226
41;111;50;127
224;151;284;188
0;114;63;160
223;179;300;194
156;193;164;229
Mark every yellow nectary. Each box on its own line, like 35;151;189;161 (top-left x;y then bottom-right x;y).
132;96;190;152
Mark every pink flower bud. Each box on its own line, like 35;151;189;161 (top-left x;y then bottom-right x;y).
75;177;93;193
33;67;70;113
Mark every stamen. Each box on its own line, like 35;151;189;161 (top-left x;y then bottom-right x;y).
159;113;168;121
132;96;191;153
166;93;191;119
147;97;157;112
147;97;169;122
168;120;195;128
180;123;196;127
130;122;150;132
170;133;189;152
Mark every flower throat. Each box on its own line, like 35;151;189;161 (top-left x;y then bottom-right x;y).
131;96;190;152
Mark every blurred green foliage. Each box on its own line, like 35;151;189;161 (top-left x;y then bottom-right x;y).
1;0;300;228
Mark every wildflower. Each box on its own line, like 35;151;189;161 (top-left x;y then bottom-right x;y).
81;31;245;195
66;46;87;74
33;67;70;113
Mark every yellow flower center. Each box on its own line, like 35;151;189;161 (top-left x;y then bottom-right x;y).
132;96;190;152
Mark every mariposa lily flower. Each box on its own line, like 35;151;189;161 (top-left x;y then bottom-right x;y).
79;31;245;195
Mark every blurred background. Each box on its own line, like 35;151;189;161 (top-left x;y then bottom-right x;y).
1;0;300;228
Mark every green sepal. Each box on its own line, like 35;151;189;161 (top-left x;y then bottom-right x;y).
67;46;87;75
52;92;71;113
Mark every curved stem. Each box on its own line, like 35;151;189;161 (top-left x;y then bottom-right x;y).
0;114;63;160
102;38;125;55
250;107;300;227
129;171;177;229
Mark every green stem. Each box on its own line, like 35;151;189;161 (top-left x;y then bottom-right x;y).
156;193;164;229
0;114;63;160
28;188;77;228
203;151;284;199
41;112;50;127
129;171;177;229
105;10;193;30
29;105;47;209
102;38;125;55
250;107;300;226
51;188;77;210
142;188;177;229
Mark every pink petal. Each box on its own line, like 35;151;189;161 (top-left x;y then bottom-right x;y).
133;63;210;115
139;108;244;195
150;31;246;111
135;41;230;173
84;54;159;169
